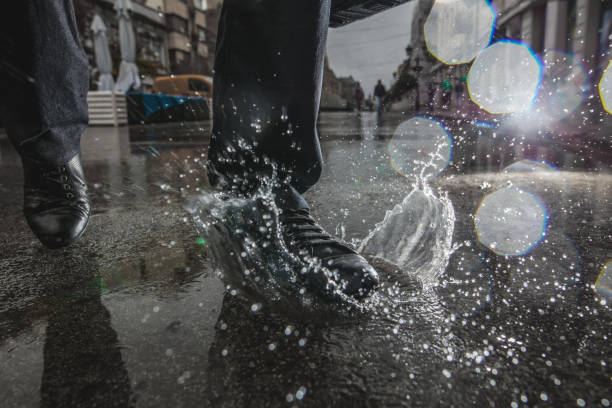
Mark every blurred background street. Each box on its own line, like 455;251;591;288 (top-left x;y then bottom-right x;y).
2;0;612;406
1;112;611;406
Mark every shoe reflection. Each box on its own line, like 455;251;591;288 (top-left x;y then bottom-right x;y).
38;253;133;407
205;293;371;408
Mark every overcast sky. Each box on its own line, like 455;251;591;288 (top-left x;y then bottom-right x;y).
326;1;417;97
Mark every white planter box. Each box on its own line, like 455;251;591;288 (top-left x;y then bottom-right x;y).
87;91;128;126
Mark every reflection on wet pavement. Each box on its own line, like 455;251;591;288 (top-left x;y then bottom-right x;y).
1;113;611;407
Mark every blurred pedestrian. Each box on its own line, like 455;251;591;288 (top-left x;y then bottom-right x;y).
374;79;386;114
354;85;365;112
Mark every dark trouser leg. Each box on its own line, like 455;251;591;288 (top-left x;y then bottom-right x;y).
0;1;88;166
208;0;330;194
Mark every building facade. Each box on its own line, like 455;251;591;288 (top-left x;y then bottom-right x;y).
164;0;210;75
75;0;213;91
321;56;348;110
494;0;612;73
75;0;170;90
388;0;438;111
394;0;612;111
202;0;223;74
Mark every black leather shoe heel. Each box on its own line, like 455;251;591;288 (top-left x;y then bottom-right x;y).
22;153;91;249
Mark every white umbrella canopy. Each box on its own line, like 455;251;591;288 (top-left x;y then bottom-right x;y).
114;0;141;92
91;14;115;91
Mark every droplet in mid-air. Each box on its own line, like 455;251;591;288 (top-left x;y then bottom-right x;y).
437;249;492;317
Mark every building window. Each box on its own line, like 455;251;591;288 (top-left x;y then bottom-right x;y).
198;28;206;42
167;15;188;34
169;49;190;65
140;37;165;64
194;0;207;10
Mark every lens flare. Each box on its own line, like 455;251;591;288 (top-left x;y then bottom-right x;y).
598;60;612;114
424;0;496;65
595;261;612;301
474;187;548;256
503;159;557;173
536;50;588;120
388;117;453;180
474;121;496;129
467;40;542;114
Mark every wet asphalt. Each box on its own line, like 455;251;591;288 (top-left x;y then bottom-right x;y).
0;112;611;407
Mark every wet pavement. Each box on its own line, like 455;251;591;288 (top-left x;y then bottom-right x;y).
1;112;611;407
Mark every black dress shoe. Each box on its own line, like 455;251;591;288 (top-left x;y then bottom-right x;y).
274;186;379;299
22;153;90;249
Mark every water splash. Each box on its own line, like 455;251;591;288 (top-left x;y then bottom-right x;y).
187;184;364;310
364;117;456;288
358;184;455;287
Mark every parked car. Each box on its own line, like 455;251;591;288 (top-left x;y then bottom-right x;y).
152;75;213;98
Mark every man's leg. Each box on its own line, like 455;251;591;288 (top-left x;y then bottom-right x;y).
208;0;379;299
0;1;91;248
208;0;327;194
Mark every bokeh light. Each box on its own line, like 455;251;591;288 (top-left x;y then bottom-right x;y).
598;60;612;114
503;159;557;173
536;50;588;120
424;0;496;65
474;187;548;256
388;117;453;179
467;40;542;114
595;261;612;301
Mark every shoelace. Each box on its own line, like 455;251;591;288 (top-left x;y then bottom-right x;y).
281;208;354;256
25;165;87;212
36;166;75;197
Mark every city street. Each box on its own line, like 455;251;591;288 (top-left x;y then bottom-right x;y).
0;112;610;407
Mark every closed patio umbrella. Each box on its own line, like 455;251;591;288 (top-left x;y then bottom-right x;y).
91;14;115;91
114;0;141;92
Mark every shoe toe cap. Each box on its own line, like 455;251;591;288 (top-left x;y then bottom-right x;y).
331;255;379;299
27;208;89;249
